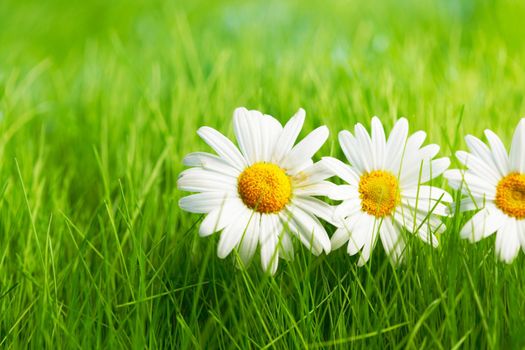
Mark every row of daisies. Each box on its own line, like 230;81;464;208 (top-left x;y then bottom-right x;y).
178;107;525;274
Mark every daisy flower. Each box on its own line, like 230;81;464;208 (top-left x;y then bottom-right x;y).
178;107;335;274
324;117;452;265
444;119;525;263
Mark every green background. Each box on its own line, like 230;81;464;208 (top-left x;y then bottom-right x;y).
0;0;524;348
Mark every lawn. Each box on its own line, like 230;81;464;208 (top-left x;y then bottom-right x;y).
1;0;525;348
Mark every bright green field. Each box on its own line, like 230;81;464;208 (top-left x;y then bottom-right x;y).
1;0;525;348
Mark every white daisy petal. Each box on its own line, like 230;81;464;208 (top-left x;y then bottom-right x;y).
199;199;248;237
260;214;281;275
234;107;283;164
247;110;265;162
418;147;448;181
509;118;525;172
380;218;405;264
272;108;305;163
197;126;247;170
178;168;237;191
385;118;409;174
517;221;525;251
394;204;446;237
484;129;510;176
330;226;351;250
292;160;334;187
465;135;500;174
333;199;362;222
327;185;359;201
346;213;370;256
401;185;453;217
233;107;256;164
339;130;367;172
179;192;232;214
371;117;386;169
294;181;339;197
354;123;374;172
293;196;336;225
416;225;439;247
454;197;486;212
401;198;449;217
258;112;283;161
397;130;425;165
233;109;284;165
288;160;315;176
460;207;503;242
279;212;322;256
332;213;366;253
279;232;294;260
286;205;331;254
395;132;427;177
282;125;329;172
443;170;466;191
321;156;360;186
495;219;520;264
357;215;380;266
421;144;440;159
183;152;240;177
456;151;500;186
217;210;251;259
444;170;496;199
401;157;450;188
237;212;261;266
394;205;441;246
406;131;427;151
178;167;235;181
402;186;453;204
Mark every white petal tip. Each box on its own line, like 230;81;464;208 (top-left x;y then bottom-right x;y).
234;106;248;114
318;125;330;135
196;126;212;137
198;228;212;237
292;108;306;121
484;129;496;137
217;251;228;259
498;254;517;264
338;129;351;138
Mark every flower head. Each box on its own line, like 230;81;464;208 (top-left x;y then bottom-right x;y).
445;119;525;263
178;108;336;274
325;117;452;265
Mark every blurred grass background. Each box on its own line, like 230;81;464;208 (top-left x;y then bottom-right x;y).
0;0;525;348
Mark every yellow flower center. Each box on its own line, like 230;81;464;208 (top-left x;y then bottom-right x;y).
237;162;292;213
358;170;400;218
495;173;525;219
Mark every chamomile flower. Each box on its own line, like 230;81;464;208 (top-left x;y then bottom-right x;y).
444;119;525;263
324;117;452;265
178;107;336;274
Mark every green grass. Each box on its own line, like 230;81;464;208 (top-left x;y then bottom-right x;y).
0;0;525;348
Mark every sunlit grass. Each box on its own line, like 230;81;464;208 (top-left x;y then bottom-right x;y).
0;0;524;348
